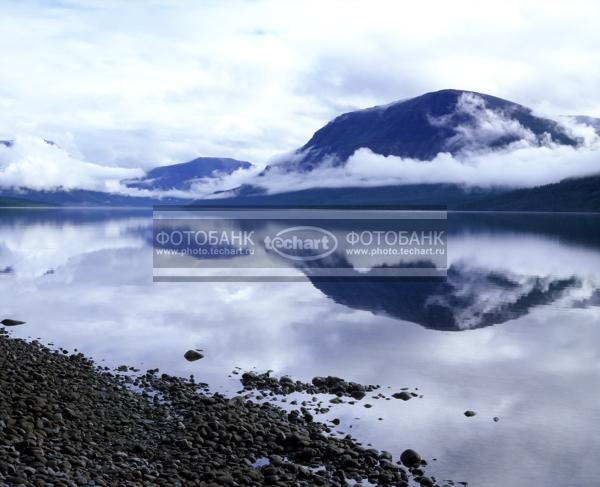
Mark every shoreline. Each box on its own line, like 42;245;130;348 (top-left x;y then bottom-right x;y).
0;327;446;486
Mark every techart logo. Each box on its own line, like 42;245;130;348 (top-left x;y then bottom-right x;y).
264;226;338;261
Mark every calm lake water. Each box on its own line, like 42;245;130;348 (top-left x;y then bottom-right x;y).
2;209;600;487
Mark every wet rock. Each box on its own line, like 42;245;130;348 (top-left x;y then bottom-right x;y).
240;371;379;399
416;476;434;486
0;327;460;486
392;391;412;401
1;318;25;326
400;449;422;467
183;350;204;362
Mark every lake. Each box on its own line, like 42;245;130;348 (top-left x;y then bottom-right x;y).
1;209;599;487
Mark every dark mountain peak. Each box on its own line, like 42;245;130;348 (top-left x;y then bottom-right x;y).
126;157;252;191
279;89;578;172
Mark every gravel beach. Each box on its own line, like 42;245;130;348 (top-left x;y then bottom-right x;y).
0;327;448;486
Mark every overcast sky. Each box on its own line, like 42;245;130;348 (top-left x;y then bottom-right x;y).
1;0;599;169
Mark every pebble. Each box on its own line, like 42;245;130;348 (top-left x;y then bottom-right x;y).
1;318;25;326
0;328;459;485
183;350;204;361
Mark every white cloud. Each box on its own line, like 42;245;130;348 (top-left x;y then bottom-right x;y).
0;136;142;192
250;142;600;193
0;0;600;171
429;92;539;154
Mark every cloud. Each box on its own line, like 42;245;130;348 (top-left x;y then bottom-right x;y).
429;92;540;154
252;142;600;193
1;0;600;170
0;136;142;192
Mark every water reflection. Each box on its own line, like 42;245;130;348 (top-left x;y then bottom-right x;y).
1;209;599;487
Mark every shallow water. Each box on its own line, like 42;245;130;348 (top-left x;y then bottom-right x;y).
1;209;600;486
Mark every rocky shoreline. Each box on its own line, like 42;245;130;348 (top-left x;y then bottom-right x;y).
0;327;451;486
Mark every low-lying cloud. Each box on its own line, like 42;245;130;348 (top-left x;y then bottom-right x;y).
0;136;142;193
251;143;600;194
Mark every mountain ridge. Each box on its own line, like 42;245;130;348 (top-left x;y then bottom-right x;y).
2;89;600;209
273;89;580;172
125;157;251;191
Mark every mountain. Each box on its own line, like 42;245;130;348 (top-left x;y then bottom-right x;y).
273;89;579;172
3;90;598;210
1;139;248;205
125;157;251;190
194;89;600;210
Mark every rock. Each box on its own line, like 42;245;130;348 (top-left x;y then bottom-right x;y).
400;449;422;467
493;416;500;422
416;476;434;486
1;318;25;326
241;371;379;399
0;327;461;486
183;350;204;362
464;410;477;417
392;391;412;401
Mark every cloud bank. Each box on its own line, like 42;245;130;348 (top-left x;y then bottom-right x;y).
0;136;142;192
247;143;600;193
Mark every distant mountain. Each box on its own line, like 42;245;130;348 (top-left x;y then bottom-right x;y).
273;89;579;172
125;157;251;190
0;140;249;205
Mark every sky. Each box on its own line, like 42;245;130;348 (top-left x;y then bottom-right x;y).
1;0;600;173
